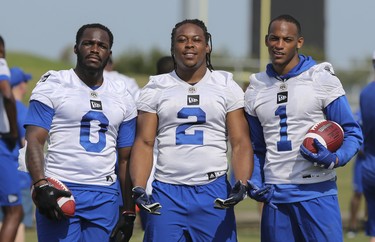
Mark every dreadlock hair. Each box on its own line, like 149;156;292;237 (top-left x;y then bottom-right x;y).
0;35;5;58
76;23;114;48
268;14;302;37
0;35;4;47
170;19;214;71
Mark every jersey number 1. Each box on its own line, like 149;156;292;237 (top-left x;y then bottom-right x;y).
275;105;292;151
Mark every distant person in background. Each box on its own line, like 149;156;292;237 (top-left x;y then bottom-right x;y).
0;67;33;242
138;55;174;231
156;56;174;75
347;109;367;239
0;35;18;149
359;50;375;242
0;35;23;242
104;56;140;101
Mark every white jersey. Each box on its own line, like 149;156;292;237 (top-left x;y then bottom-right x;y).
104;70;140;101
137;69;244;185
245;63;345;184
0;58;10;133
29;69;137;186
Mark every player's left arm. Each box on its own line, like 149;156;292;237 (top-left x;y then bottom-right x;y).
214;108;253;209
117;118;137;213
111;118;136;241
325;95;363;167
227;108;253;183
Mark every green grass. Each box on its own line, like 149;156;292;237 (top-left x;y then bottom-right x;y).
13;53;367;241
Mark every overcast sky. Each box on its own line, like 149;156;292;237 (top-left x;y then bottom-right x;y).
1;0;375;69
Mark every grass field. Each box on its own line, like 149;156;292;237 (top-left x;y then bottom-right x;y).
9;53;368;241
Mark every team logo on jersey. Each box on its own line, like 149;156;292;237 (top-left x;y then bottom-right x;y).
277;91;288;104
40;73;51;82
187;95;199;105
90;100;102;110
90;91;98;98
188;86;197;93
279;83;287;91
207;172;216;180
324;65;336;76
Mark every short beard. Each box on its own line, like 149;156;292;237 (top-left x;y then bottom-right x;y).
76;55;109;72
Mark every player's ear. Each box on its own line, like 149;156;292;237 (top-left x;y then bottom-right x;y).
205;44;211;54
297;36;304;49
264;35;269;47
73;45;78;54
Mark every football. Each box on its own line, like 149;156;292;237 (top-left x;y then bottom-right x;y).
31;177;76;217
302;120;344;153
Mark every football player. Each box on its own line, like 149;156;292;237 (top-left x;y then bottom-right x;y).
360;50;375;242
0;35;23;242
24;24;137;242
244;14;363;242
129;19;253;241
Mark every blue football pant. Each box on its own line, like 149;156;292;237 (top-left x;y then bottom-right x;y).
144;175;237;242
363;180;375;236
261;195;342;242
0;156;22;206
36;189;119;242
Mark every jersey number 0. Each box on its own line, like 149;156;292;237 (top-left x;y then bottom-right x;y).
80;111;109;152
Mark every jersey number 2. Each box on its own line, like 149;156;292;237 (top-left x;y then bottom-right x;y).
176;107;206;145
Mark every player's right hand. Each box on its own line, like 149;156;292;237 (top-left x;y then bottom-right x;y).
214;180;247;209
132;186;162;215
247;180;277;209
110;211;136;242
300;138;337;169
32;181;72;220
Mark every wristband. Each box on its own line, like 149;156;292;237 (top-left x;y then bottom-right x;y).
33;178;48;187
122;211;136;222
122;211;136;215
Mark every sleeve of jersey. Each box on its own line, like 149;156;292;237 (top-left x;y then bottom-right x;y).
226;77;245;112
24;100;54;131
136;78;159;113
29;71;61;109
314;63;346;106
117;117;136;148
246;113;266;187
0;58;10;81
0;76;10;82
325;95;363;167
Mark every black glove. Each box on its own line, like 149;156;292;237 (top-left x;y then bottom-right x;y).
214;180;247;209
110;211;136;242
32;181;72;220
132;186;162;215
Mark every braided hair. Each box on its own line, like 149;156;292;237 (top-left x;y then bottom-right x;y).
0;35;5;58
170;19;214;71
